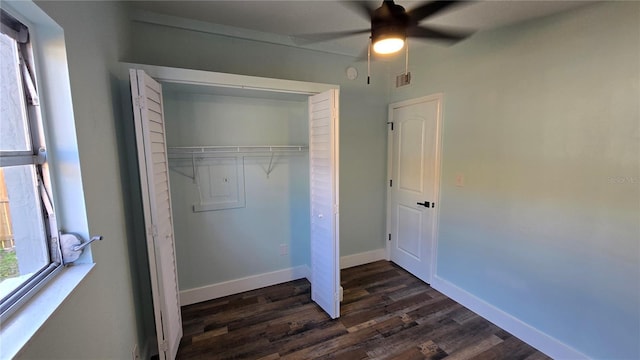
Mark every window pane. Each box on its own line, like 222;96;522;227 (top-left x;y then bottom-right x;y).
0;166;48;299
0;32;31;152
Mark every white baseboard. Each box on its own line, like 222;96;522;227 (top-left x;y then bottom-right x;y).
340;248;387;269
431;275;588;360
180;265;309;306
180;249;388;306
178;253;588;359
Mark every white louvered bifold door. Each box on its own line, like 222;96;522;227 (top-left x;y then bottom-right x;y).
309;89;340;319
130;69;182;360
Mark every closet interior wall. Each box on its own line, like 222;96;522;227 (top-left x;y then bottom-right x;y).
162;84;311;293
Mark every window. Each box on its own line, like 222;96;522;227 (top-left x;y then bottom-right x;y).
0;9;62;321
0;3;94;357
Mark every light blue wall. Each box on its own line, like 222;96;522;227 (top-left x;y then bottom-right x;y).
163;91;311;289
126;18;391;257
389;2;639;358
15;1;148;359
12;2;636;359
11;4;389;358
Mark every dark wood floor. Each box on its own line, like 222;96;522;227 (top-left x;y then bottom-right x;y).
177;261;551;360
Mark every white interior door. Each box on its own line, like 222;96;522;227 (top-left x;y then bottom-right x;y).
387;94;442;283
309;89;340;319
130;69;183;359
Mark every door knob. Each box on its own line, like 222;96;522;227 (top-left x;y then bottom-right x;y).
417;201;430;208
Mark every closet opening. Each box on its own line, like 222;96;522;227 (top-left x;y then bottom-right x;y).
162;83;312;299
126;64;340;359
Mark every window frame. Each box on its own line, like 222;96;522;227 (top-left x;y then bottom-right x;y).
0;8;63;323
0;2;94;358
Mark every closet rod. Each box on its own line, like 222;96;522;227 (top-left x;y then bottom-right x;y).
168;145;308;155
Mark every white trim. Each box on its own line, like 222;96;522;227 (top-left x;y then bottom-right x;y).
385;107;394;262
130;9;360;58
179;266;310;306
386;94;444;283
431;275;588;360
179;248;388;306
121;62;338;97
340;249;387;269
431;95;444;283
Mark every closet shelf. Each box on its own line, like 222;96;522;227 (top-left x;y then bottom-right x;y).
167;145;308;181
168;145;308;157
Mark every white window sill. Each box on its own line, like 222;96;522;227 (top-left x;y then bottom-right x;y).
0;263;95;359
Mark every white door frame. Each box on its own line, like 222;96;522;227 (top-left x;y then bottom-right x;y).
385;94;444;283
122;62;341;317
121;62;337;96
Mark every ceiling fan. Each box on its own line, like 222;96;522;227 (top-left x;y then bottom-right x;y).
296;0;473;55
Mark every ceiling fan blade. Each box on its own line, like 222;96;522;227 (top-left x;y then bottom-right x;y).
291;29;370;45
407;1;468;23
407;25;473;43
341;1;378;20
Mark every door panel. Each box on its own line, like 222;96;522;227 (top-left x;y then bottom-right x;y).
397;205;422;259
388;95;442;284
398;118;426;192
130;69;182;360
309;89;340;319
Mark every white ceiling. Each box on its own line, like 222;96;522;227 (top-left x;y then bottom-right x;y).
130;1;594;56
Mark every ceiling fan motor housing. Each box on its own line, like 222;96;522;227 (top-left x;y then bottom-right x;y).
371;0;409;44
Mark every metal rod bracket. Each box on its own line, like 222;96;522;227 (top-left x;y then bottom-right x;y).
60;233;103;264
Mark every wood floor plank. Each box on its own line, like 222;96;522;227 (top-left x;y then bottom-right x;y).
280;316;400;359
176;261;552;360
469;336;539;360
364;317;458;359
388;347;428;360
269;320;348;357
443;335;504;360
257;354;280;360
317;347;369;360
191;327;228;343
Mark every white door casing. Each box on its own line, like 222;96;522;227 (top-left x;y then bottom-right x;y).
309;89;340;319
130;69;183;360
129;64;341;342
387;94;443;284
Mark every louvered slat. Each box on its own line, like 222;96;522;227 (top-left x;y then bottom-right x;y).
131;69;183;360
308;89;340;320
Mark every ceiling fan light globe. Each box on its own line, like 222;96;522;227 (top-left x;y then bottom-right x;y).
373;37;405;54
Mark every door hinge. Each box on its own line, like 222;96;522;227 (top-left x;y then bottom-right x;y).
159;340;168;352
389;179;393;187
388;233;391;241
387;122;394;131
148;225;158;238
134;96;146;110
